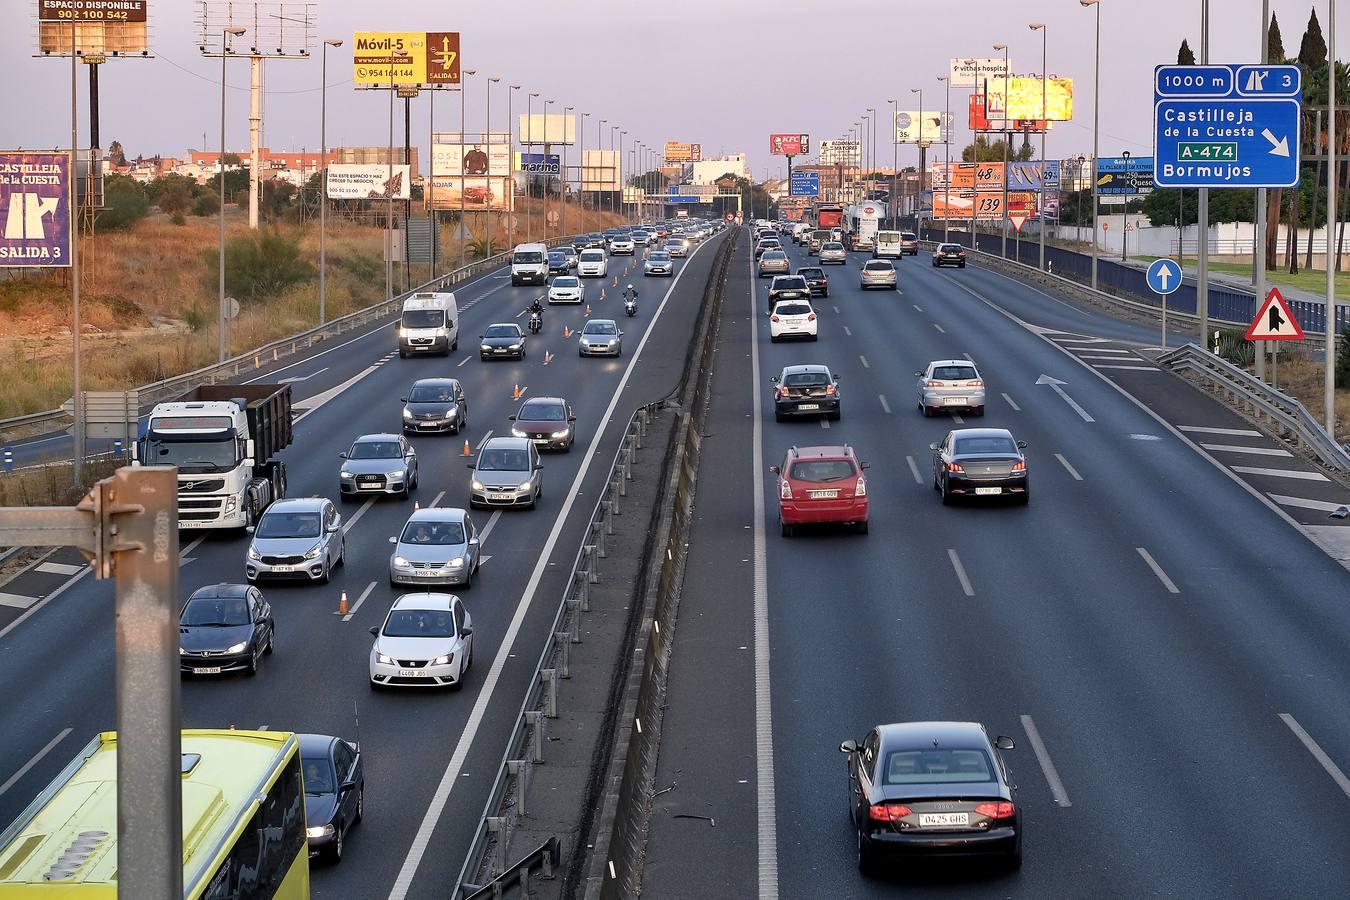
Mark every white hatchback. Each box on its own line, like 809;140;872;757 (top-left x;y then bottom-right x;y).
769;299;818;342
548;275;585;304
368;593;473;690
577;249;608;278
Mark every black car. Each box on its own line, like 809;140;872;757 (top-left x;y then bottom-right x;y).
479;323;527;361
299;733;364;864
547;250;570;274
571;235;592;253
401;377;468;435
931;428;1029;504
584;233;607;250
771;365;840;422
797;266;829;297
933;243;967;268
179;584;274;677
767;275;810;312
841;721;1021;875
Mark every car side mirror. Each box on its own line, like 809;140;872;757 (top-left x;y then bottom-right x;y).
460;627;473;637
508;414;517;421
860;462;871;469
399;397;407;403
469;537;479;545
368;626;379;636
995;736;1016;751
1016;440;1028;450
928;442;940;451
388;536;398;544
768;465;780;474
245;525;255;534
839;739;858;754
478;335;484;339
466;462;476;469
534;463;543;470
770;376;779;383
914;372;922;378
339;452;348;459
339;780;356;793
328;524;341;534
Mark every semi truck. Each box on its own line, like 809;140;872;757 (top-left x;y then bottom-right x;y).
813;204;845;230
845;202;883;252
132;384;293;530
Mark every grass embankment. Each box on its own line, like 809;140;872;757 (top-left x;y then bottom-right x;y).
1132;254;1350;304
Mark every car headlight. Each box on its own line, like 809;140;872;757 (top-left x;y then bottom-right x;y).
511;428;526;437
340;470;353;479
551;429;569;438
307;825;334;839
393;556;410;567
247;546;262;561
510;342;523;350
448;558;464;567
481;343;492;351
388;472;404;483
471;479;485;491
402;408;414;419
303;545;322;560
179;647;187;655
226;641;248;654
518;481;534;491
431;654;453;666
224;495;238;514
377;652;394;665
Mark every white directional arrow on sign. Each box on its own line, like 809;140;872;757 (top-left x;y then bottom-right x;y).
1036;374;1096;423
1261;128;1290;157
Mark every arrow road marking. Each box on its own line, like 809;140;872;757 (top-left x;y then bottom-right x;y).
1036;374;1095;423
1262;128;1290;157
278;367;329;384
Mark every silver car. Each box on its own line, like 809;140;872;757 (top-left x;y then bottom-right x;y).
860;260;897;290
578;319;623;357
644;251;674;277
246;497;345;584
819;242;847;264
548;275;585;304
388;507;480;588
609;235;636;255
560;246;579;270
339;433;419;500
401;377;468;434
468;437;543;509
917;360;987;417
758;250;791;277
666;237;690;257
368;593;473;690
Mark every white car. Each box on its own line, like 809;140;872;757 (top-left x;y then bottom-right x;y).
819;242;847;264
769;299;818;342
609;236;636;254
577;249;608;278
548;275;585;304
368;593;473;690
917;359;987;417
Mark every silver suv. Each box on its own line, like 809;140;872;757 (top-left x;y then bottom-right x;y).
339;434;419;500
468;437;543;509
246;497;345;584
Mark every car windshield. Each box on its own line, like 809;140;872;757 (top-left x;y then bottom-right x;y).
143;435;237;472
649;253;671;261
775;277;807;290
581;251;604;261
513;251;545;264
382;608;455;638
401;309;444;329
348;440;402;459
788;460;856;482
941;244;963;253
255;511;322;539
181;596;250;627
553;277;579;287
932;366;978;381
301;756;336;794
477;447;530;471
485;325;519;338
584;321;618;335
400;521;466;545
954;436;1019;456
774;303;811;316
864;262;892;271
798;268;824;279
883;748;995;784
409;383;455;403
520;402;565;421
784;372;828;387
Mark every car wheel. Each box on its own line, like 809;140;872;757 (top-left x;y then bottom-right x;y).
857;830;878;877
972;405;985;417
941;477;954;506
828;410;841;422
922;405;934;417
318;563;330;585
780;520;794;537
339;493;353;504
770;334;779;343
398;350;407;359
480;354;489;362
775;410;785;422
245;649;258;677
823;289;829;297
354;786;365;824
466;639;474;671
463;565;473;589
810;333;818;342
326;825;344;864
337;538;346;568
451;338;458;351
265;629;275;655
1019;488;1031;506
959;262;967;268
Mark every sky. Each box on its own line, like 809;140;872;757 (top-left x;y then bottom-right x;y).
2;0;1346;181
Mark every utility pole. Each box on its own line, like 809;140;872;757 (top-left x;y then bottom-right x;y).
1198;0;1211;343
71;23;83;484
1255;0;1269;376
249;57;261;229
1326;0;1338;435
1031;22;1048;270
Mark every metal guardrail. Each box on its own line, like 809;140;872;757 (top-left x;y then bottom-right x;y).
1157;342;1350;471
463;837;561;900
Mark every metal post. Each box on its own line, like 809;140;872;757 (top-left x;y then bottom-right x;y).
487;77;498;253
889;99;898;226
1327;0;1339;434
319;40;340;325
540;669;558;718
248;57;261;230
71;25;84;483
996;43;1010;258
509;85;519;248
525;710;546;760
1032;22;1047;270
1198;0;1210;343
526;92;535;241
428;84;436;281
563;106;573;238
460;71;475;270
543;99;554;238
404;94;412;292
1089;0;1101;288
1255;0;1269;380
940;77;951;243
386;58;395;301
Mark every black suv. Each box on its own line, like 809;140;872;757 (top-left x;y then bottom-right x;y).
767;275;810;313
796;266;829;297
771;364;841;422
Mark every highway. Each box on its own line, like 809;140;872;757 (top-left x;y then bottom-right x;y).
643;229;1350;897
0;231;728;899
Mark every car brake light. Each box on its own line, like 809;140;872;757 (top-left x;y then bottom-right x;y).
825;384;837;396
854;476;866;497
779;479;793;500
770;315;780;322
926;380;944;388
967;380;984;387
869;803;912;822
778;386;790;397
974;801;1016;820
807;313;816;321
1010;460;1026;472
945;461;964;473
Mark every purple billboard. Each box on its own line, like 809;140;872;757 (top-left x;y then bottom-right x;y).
0;152;72;268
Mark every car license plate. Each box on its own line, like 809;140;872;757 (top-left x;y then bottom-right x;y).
193;667;221;675
975;487;1002;496
416;570;437;576
808;489;839;499
271;565;294;572
919;812;969;827
943;397;966;406
397;669;422;678
490;493;513;501
798;403;820;410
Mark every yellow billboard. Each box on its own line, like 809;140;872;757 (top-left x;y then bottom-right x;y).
353;31;460;87
989;77;1074;121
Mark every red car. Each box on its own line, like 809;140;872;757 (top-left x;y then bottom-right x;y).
770;445;870;536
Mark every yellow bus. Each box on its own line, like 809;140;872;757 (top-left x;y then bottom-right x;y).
0;729;309;898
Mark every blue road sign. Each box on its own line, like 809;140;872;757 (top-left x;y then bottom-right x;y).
520;153;561;175
789;171;820;197
1153;64;1302;189
1146;258;1183;296
665;196;702;204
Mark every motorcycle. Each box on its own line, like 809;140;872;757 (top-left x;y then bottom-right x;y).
623;286;638;317
528;310;543;334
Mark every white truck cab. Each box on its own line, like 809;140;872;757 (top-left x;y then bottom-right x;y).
398;292;459;357
511;242;550;285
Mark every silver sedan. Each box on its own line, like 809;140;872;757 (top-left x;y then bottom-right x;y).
819;242;847;264
758;250;791;277
339;434;418;499
578;319;623;357
917;360;987;417
388;507;480;588
860;260;897;290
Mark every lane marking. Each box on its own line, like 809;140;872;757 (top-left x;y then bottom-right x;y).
1054;453;1083;481
1093;364;1159;372
475;430;494;451
905;456;923;484
1178;426;1263;436
1073;348;1132;355
0;592;37;610
294;365;381;423
961;352;974;361
277;366;329;384
933;323;946;334
951;413;965;425
878;394;891;414
912;303;923;312
1036;375;1095;423
1001;392;1022;411
1019;715;1072;807
35;562;83;576
0;728;73;800
391;232;725;900
859;355;870;369
1136;547;1180;594
947;548;974;597
842;325;852;336
832;304;841;314
1079;354;1139;361
1199;443;1294;458
342;581;378;622
1231;466;1330;482
1268;494;1349;513
819;419;830;429
477;510;503;544
340;498;376;535
1279;713;1350;802
458;355;472;367
428;490;446;508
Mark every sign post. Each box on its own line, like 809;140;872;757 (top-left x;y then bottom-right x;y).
1244;287;1304;388
1146;258;1183;348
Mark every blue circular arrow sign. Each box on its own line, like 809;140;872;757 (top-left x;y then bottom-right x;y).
1145;258;1183;296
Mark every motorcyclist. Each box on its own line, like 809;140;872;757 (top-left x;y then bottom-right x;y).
623;284;638;316
528;296;544;315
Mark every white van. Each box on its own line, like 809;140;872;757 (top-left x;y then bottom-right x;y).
397;292;459;357
511;242;550;285
577;248;609;278
874;230;904;259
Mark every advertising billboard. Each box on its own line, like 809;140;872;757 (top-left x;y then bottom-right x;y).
518;114;576;145
664;142;702;162
949;57;1009;88
433;140;510;177
1007;160;1060;191
769;134;809;156
1096;157;1155;195
895;112;953;144
0;152;72;268
427;176;514;211
582;150;621;191
931;191;1038;220
988;77;1074;121
353;31;460;87
819;140;861;166
518;153;561;175
968;94;1048;133
39;0;149;56
325;164;411;200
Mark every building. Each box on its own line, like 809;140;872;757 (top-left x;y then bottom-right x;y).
690;153;748;185
189;148;339;179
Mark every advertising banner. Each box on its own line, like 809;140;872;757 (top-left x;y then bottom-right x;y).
968;94;1048;133
1096;157;1155;195
427;176;514;211
353;32;460;87
0;152;72;268
987;77;1074;121
518;153;561;175
931;190;1037;220
433;141;510;177
39;0;147;21
769;134;809;156
895;111;953;144
518;114;576;145
39;0;149;55
664;141;702;162
1007;160;1060;191
325;164;411;199
950;57;1009;88
582;150;621;191
819;140;860;166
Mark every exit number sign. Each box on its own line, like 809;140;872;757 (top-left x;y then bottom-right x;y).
1178;143;1238;161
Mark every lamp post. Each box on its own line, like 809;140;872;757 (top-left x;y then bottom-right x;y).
218;27;246;363
1081;0;1101;289
599;118;608;217
1030;22;1048;270
867;106;877;206
994;43;1010;258
459;69;475;269
611;125;621;218
1120;150;1132;262
527;91;538;241
1076;154;1087;232
937;76;951;242
580;112;590;214
318;39;341;325
385;50;410;301
563;105;574;236
620;130;628;221
888;98;898;225
508;85;519;246
910;90;923;227
1326;0;1338;434
542;98;554;238
486;76;499;253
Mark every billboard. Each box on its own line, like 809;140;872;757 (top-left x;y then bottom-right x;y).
950;57;1009;88
518;153;561;175
895;112;953;144
932;191;1038;220
968;94;1048;134
1096;157;1155;195
353;32;461;87
427;176;514;211
664;142;702;162
0;152;72;268
769;134;809;156
1007;160;1060;191
325;164;411;200
433;140;510;177
39;0;149;56
819;140;860;165
988;77;1074;121
582;150;621;192
518;114;576;145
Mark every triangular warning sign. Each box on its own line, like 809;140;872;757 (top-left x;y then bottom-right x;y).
1244;287;1305;341
1009;214;1029;233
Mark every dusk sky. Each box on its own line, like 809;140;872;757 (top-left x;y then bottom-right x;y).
2;1;1345;179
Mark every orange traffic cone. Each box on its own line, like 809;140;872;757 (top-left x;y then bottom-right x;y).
544;351;554;365
513;383;521;399
462;440;472;457
338;591;350;616
600;288;606;300
612;276;619;286
413;500;420;510
585;304;592;316
563;325;572;337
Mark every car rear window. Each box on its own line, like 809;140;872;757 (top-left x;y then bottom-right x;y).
798;268;824;279
954;435;1018;455
580;250;605;261
932;366;978;381
940;244;963;253
877;231;901;242
774;303;811;316
901;232;918;240
863;261;892;271
775;277;808;290
883;748;994;784
822;242;843;250
784;372;828;387
788;459;856;482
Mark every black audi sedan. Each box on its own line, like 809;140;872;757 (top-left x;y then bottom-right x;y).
299;732;364;864
771;365;840;422
479;323;527;361
401;377;468;435
179;583;274;677
930;428;1029;505
841;721;1021;874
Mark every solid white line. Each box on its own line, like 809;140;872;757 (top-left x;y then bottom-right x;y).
1078;354;1139;361
933;322;946;333
1001;392;1021;411
947;549;974;597
832;304;841;314
951;413;965;425
34;562;83;576
1048;383;1095;423
342;581;378;622
912;303;923;312
0;728;73;799
905;456;923;484
388;232;723;900
1178;426;1263;436
1267;494;1348;513
1093;364;1159;372
1019;715;1072;807
859;355;870;369
477;510;502;544
1231;466;1330;482
1054;453;1083;481
475;430;494;451
1279;713;1350;801
458;355;472;367
1074;348;1132;355
842;325;852;336
819;419;830;429
340;498;376;535
1136;547;1180;594
428;490;446;508
961;352;974;361
878;394;892;414
1199;443;1294;458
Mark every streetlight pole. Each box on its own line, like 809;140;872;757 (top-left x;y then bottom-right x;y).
1326;0;1338;434
527;92;538;241
620;130;628;221
509;85;519;247
888;98;898;225
1198;0;1210;343
543;98;554;238
580;111;589;215
563;105;574;236
868;107;877;204
319;39;341;325
600;119;608;218
459;69;475;269
612;126;621;218
1031;22;1048;270
1255;0;1268;378
937;76;951;242
910;90;923;227
385;51;410;301
219;28;245;364
994;43;1010;258
1081;0;1101;290
487;76;499;253
1076;154;1086;232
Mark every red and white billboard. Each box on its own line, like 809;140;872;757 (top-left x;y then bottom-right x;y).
769;133;809;156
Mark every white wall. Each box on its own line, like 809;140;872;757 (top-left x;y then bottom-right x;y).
691;154;747;185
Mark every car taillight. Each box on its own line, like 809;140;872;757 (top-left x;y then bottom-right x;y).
945;461;964;473
926;380;944;388
958;251;967;257
1010;460;1026;472
974;801;1016;820
966;380;984;387
807;313;816;321
825;384;837;396
854;476;866;497
779;479;793;500
770;315;780;322
869;803;912;822
778;386;790;397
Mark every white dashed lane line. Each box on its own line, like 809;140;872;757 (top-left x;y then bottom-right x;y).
1231;466;1330;482
1199;443;1294;458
